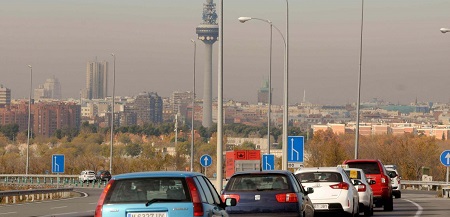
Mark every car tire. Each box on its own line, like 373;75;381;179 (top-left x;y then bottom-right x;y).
383;196;394;211
364;205;372;216
394;191;401;199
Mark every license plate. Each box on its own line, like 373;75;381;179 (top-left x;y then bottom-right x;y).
127;212;167;217
313;204;329;210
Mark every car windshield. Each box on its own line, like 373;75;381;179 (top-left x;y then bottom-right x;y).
105;178;190;203
387;170;397;177
346;162;380;175
226;174;290;191
296;172;342;183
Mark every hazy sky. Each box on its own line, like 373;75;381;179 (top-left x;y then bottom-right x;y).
1;0;450;105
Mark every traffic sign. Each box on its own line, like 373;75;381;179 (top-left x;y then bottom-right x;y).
262;154;275;170
440;150;450;166
52;154;65;173
200;154;212;167
287;136;304;163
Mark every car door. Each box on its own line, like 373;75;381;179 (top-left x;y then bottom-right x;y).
293;173;314;217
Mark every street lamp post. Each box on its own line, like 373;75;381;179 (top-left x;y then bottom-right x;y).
238;17;286;159
441;27;450;183
110;53;116;174
191;39;197;172
26;65;32;175
238;17;273;154
355;0;365;159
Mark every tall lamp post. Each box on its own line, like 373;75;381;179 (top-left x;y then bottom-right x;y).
190;39;197;172
238;17;275;154
26;65;32;175
110;53;116;174
355;0;365;159
283;0;289;170
238;17;286;159
440;26;449;184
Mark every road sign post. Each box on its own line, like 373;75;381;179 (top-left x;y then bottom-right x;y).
287;136;304;168
262;154;275;170
200;154;212;176
440;150;450;184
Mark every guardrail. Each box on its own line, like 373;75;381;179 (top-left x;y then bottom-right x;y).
0;174;108;187
0;187;73;204
401;180;450;191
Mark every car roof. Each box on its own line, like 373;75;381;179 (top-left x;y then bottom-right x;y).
295;167;344;173
112;171;204;180
231;170;292;176
343;159;382;163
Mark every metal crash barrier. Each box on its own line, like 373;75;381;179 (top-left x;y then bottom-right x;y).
0;187;73;204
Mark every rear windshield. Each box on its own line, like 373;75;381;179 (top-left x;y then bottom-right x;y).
344;170;362;179
105;178;190;203
296;172;343;183
226;174;291;191
346;162;380;175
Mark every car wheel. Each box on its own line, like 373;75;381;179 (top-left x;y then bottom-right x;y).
394;191;401;198
364;205;372;216
383;196;394;211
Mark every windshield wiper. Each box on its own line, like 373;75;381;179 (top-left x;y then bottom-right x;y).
145;198;182;206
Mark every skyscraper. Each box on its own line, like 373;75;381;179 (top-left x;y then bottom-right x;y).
196;0;218;128
0;84;11;107
85;60;108;100
34;76;62;100
133;92;163;125
257;79;270;104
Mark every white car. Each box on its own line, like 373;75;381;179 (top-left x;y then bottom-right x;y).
295;167;359;217
79;170;96;183
386;167;401;198
344;168;374;216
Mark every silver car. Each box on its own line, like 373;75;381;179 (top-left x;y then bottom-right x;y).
344;168;374;216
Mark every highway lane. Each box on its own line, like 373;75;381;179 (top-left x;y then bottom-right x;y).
0;188;103;217
0;189;448;217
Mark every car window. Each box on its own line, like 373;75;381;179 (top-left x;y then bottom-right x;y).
202;176;222;205
226;174;290;191
105;178;190;203
346;162;380;174
195;176;215;204
296;172;343;183
387;170;397;177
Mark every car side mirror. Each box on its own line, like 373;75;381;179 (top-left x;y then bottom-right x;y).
225;198;237;206
306;187;314;194
353;180;361;185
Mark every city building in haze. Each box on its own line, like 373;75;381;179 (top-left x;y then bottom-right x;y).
257;79;270;105
132;92;163;125
84;60;108;100
0;84;11;107
34;76;62;100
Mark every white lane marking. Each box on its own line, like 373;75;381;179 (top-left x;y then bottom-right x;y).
404;199;423;217
51;206;68;209
0;212;17;215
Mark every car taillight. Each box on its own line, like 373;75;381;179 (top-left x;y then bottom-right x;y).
398;179;401;184
357;183;366;192
221;194;240;202
94;180;114;217
186;177;204;216
330;182;349;190
276;193;298;203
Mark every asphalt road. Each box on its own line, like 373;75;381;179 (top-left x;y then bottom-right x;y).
0;189;448;217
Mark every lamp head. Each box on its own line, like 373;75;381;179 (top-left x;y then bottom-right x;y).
440;28;450;34
238;17;252;23
28;65;32;68
111;53;115;57
191;39;195;43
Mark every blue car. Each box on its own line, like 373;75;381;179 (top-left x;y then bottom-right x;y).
221;170;315;217
95;171;236;217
